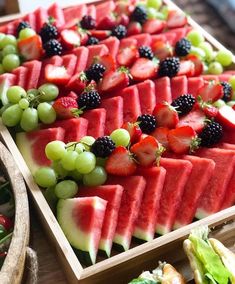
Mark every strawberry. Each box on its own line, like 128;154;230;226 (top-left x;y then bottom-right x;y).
18;34;43;60
93;54;116;73
142;19;166;34
100;67;130;93
177;60;195;77
89;30;111;40
196;81;223;103
130;135;163;167
97;14;117;30
167;126;199;154
151;127;169;148
152;40;173;60
127;22;142;36
121;122;142;144
195;100;219;118
45;65;70;85
66;71;88;94
117;46;139;67
176;109;206;133
153;102;179;129
186;54;203;76
60;29;80;50
167;10;187;29
217;105;235;129
105;146;137;176
53;96;80;119
116;14;130;27
114;1;135;15
130;58;158;81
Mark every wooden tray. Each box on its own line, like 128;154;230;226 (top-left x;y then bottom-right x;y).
0;0;235;283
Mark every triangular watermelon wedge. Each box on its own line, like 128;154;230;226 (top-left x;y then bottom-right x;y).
64;4;87;25
136;80;156;114
121;86;141;123
73;47;89;74
187;77;204;97
96;1;115;24
12;66;28;89
86;44;109;67
23;60;42;90
0;73;16;105
171;76;188;100
154;77;172;104
100;37;120;58
47;3;65;30
82;109;106;138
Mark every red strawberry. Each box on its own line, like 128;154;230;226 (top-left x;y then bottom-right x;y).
130;58;158;81
196;81;223;103
105;146;137;176
168;126;199;154
122;122;142;144
89;30;111;40
153;102;179;129
45;65;70;85
117;46;139;67
116;14;130;27
97;14;117;30
100;68;130;93
203;105;219;118
177;60;195;77
66;71;88;94
152;40;173;60
151;127;169;148
177;109;206;133
142;19;166;34
130;135;163;167
127;22;142;36
61;29;80;50
18;34;43;60
217;105;235;129
93;54;116;73
186;54;203;76
167;10;187;29
53;96;79;119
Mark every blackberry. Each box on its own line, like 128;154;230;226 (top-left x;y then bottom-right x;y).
16;21;31;36
80;15;96;30
86;36;99;46
85;63;106;82
221;81;233;102
39;23;58;43
137;114;157;134
138;46;154;60
199;121;223;147
44;39;63;57
91;136;115;158
111;25;127;40
158;57;180;78
175;38;191;57
131;6;147;24
171;94;195;116
77;90;101;110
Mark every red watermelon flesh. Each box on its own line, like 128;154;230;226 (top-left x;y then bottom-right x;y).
134;167;166;241
87;44;109;67
0;25;7;34
221;128;235;144
136;80;156;115
129;33;152;47
34;7;48;32
16;127;65;174
64;4;88;23
87;5;97;19
96;1;115;24
47;3;65;30
171;76;188;100
73;47;89;74
156;158;193;235
187;77;204;97
0;73;16;105
174;155;215;229
23;13;37;31
154;77;172;104
23;60;42;90
164;27;188;45
218;74;232;82
106;175;146;251
201;75;219;82
6;21;18;35
121;86;141;123
62;54;77;77
101;96;123;135
120;38;137;49
82;109;106;138
78;185;124;257
100;37;120;58
195;148;235;218
12;66;28;89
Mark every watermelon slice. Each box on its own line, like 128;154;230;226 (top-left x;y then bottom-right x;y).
5;21;17;35
100;37;120;58
16;127;65;174
12;66;28;89
134;167;166;241
34;7;48;33
73;47;89;74
221;128;235;144
120;38;137;49
129;33;152;47
136;80;156;115
47;3;65;29
121;86;141;123
78;185;124;256
64;4;87;24
218;74;232;82
87;5;97;19
23;13;37;31
171;76;188;100
154;77;172;104
96;1;115;24
156;158;193;235
195;148;235;218
57;197;107;265
187;77;204;97
106;175;146;251
82;109;106;138
101;96;123;135
86;44;109;67
0;73;16;105
164;27;188;45
174;155;215;229
201;75;219;82
23;60;42;90
62;54;77;77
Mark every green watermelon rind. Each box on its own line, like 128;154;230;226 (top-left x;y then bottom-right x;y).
133;228;154;242
113;233;130;252
156;224;171;236
195;208;210;220
99;238;112;257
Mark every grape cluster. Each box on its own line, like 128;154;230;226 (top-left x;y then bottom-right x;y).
1;83;59;131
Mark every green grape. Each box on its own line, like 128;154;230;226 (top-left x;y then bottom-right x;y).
1;104;23;127
0;35;17;49
0;103;12;116
7;86;27;104
147;0;162;10
227;101;235;107
198;42;214;62
155;11;165;20
147;7;158;19
66;142;85;154
68;170;83;182
0;33;5;41
27;88;39;97
187;30;204;46
20;108;38;131
19;28;36;40
215;49;233;67
55;180;78;199
61;150;79;171
75;152;96;174
52;161;68;178
2;45;17;57
34;167;57;188
110;128;130;147
80;136;95;151
83;166;107;186
45;141;66;161
190;46;206;60
38;83;59;101
43;186;58;212
213;99;226;108
96;157;107;167
18;98;29;109
229;76;235;91
37;102;56;124
208;62;223;75
160;6;168;19
0;64;4;75
2;54;20;72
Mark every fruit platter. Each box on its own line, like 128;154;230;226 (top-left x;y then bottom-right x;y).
0;0;235;282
